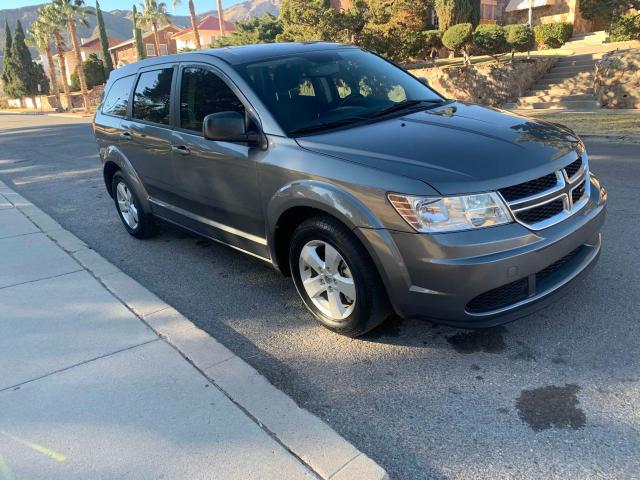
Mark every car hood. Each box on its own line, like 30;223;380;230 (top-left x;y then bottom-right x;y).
296;102;582;195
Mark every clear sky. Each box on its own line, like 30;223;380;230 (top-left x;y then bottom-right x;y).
6;0;246;16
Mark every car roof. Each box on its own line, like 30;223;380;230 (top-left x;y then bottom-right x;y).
111;42;359;78
204;42;358;64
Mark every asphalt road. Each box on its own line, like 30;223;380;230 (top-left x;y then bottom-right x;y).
1;113;638;480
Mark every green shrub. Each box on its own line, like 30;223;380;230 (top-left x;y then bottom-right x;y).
423;29;443;58
70;71;80;92
504;24;535;61
443;23;473;64
534;22;573;49
70;53;106;92
472;24;507;59
609;13;640;42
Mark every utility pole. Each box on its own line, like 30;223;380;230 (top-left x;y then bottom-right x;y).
528;0;533;27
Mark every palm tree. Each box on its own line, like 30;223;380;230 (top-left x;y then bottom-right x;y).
174;0;201;49
217;0;225;37
51;0;94;112
41;4;72;111
138;0;171;56
27;14;61;109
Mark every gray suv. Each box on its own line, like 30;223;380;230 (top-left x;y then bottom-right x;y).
94;42;606;337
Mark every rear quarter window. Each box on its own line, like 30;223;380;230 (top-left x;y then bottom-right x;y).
102;75;135;117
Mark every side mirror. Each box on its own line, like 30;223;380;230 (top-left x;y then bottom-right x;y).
418;77;429;86
203;111;260;145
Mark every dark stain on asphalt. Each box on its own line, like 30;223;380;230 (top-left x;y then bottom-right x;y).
470;364;481;371
516;384;586;431
497;407;509;415
446;326;507;354
511;341;537;361
552;355;568;365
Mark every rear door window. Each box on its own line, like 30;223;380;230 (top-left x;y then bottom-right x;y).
132;68;174;125
102;75;135;117
179;67;245;133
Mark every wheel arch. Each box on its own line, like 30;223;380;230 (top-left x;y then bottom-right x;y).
102;146;151;213
267;180;384;275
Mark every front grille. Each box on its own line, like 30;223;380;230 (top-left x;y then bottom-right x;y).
564;157;582;179
499;152;588;230
536;247;582;284
467;246;585;313
499;173;558;202
466;278;529;313
515;199;564;224
572;180;586;204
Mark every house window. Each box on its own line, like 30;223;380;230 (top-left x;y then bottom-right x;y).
481;0;498;20
145;44;156;56
159;44;169;55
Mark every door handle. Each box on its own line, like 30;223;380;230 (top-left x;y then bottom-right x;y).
172;145;191;156
119;131;132;140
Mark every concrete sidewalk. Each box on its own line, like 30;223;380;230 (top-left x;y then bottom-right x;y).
0;181;387;480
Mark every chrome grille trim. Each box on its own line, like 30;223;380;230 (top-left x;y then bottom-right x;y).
499;156;590;231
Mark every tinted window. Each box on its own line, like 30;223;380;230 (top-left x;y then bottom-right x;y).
237;49;441;134
132;68;174;125
102;75;134;117
180;67;245;132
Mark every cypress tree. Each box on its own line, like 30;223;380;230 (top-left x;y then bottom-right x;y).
132;5;146;61
435;0;476;32
1;19;13;96
7;20;41;104
470;0;481;27
96;1;114;75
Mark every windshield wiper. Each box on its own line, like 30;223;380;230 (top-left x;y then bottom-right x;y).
288;117;366;136
367;99;445;119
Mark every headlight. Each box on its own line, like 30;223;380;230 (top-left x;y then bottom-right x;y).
388;192;512;233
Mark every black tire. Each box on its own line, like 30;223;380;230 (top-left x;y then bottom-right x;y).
111;172;159;239
289;215;391;337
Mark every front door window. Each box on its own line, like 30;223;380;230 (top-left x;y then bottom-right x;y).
179;67;245;133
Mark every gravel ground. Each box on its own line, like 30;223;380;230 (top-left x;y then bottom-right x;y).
1;114;638;480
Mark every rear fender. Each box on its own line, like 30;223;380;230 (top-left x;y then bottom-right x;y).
102;145;151;213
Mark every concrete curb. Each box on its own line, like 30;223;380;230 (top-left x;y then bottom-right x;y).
0;180;389;480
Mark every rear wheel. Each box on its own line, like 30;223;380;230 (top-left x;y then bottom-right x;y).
289;215;391;337
111;172;159;239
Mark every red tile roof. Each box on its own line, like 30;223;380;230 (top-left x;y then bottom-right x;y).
174;14;236;37
80;36;122;49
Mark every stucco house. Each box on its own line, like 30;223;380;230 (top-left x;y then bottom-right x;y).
330;0;601;34
172;15;236;50
503;0;601;33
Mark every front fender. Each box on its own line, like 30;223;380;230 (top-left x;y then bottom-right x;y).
266;179;384;262
268;179;383;227
102;145;151;213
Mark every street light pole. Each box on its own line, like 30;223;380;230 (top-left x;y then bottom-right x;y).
528;0;533;27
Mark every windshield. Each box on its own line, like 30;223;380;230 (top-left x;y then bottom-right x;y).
236;48;444;135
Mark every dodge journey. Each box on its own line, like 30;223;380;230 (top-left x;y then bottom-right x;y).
93;42;606;337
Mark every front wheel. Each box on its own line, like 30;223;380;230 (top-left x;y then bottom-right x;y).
289;215;391;337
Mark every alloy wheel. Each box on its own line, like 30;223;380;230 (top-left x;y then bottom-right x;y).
116;181;139;230
298;240;356;320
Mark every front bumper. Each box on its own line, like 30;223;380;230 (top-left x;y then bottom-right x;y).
359;174;607;328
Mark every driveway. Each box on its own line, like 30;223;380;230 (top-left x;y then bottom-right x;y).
0;113;638;479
